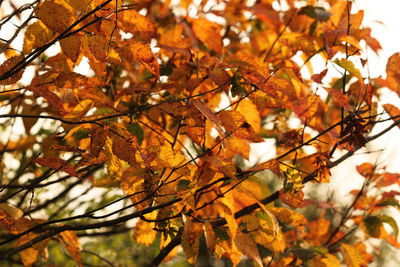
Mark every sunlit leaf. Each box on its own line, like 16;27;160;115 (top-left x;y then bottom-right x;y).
35;1;75;33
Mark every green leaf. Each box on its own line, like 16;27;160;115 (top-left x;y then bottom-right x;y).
74;129;89;140
376;198;400;208
299;6;331;21
127;123;144;145
363;216;382;237
160;66;173;76
177;179;191;191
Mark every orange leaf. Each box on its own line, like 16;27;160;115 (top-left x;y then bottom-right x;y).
218;110;263;142
236;99;261;133
356;162;375;178
35;1;75;33
130;42;160;78
311;69;328;83
60;231;83;267
120;10;155;40
34;157;79;177
383;103;400;129
192;18;223;53
0;204;23;231
279;188;304;208
234;231;262;266
87;35;108;62
386;53;400;96
204;221;216;252
60;35;82;63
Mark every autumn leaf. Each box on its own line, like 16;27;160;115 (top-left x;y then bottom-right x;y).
0;55;25;85
60;231;83;267
193;100;225;136
383;103;400;129
27;85;67;115
34;157;79;177
35;1;75;33
23;21;53;54
334;58;363;84
120;9;155;40
129;42;160;79
340;243;367;267
234;231;262;266
192;18;223;53
60;35;82;63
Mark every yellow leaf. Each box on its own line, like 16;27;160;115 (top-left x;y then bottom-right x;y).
0;204;23;231
23;20;53;54
236;99;261;133
133;211;157;246
216;202;238;240
208;155;236;179
156;144;187;171
334;58;363;84
340;243;367;267
224;135;250;160
15;231;50;266
271;207;307;234
311;254;340;267
182;215;203;264
192;18;223;53
35;1;75;33
65;99;93;119
105;137;126;181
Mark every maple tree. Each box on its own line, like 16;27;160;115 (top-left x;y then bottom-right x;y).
1;0;400;265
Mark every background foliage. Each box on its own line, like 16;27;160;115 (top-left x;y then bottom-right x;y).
0;0;400;266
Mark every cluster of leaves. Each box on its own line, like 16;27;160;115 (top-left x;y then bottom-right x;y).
0;0;400;266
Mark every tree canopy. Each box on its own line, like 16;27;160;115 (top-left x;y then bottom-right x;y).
0;0;400;266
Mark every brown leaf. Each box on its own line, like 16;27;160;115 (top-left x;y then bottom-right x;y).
90;127;107;158
34;157;80;177
0;55;25;85
193;100;225;136
28;85;67;115
112;135;137;165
